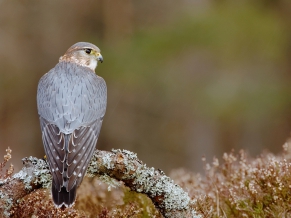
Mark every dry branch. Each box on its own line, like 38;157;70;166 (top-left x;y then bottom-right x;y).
0;149;200;218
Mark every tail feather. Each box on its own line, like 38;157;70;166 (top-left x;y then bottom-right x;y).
51;182;77;208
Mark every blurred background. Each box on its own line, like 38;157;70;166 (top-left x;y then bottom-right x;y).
0;0;291;173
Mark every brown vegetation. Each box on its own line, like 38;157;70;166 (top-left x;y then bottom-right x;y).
2;142;291;217
171;140;291;217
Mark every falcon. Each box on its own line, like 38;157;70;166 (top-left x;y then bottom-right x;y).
37;42;106;208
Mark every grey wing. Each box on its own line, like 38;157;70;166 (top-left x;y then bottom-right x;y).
40;117;64;190
67;119;102;188
40;117;102;192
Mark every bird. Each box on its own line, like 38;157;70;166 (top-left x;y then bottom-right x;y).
37;42;106;208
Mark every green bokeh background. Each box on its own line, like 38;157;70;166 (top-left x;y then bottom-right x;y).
0;0;291;173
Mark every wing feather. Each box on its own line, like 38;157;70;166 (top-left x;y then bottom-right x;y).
40;117;65;191
67;121;101;190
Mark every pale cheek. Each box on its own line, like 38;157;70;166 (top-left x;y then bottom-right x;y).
88;59;97;70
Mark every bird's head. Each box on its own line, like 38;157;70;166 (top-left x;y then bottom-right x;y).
59;42;103;71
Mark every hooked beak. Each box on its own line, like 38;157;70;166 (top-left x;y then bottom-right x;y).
96;53;103;63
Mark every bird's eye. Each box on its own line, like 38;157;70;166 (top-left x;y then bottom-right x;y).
85;48;92;54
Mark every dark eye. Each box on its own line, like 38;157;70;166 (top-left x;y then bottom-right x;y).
85;48;92;54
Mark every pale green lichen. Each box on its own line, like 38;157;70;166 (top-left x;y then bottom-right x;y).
87;151;101;175
132;164;191;211
0;178;9;186
86;149;197;217
102;152;114;169
0;190;13;218
13;170;33;190
13;157;51;190
98;174;122;191
32;158;51;189
0;157;50;217
115;149;191;212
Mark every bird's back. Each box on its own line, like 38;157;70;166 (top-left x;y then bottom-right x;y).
37;61;107;133
37;61;106;207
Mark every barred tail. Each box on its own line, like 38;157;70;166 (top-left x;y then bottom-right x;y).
51;182;77;208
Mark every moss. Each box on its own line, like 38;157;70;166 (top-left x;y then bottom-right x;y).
123;188;162;217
